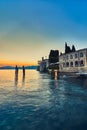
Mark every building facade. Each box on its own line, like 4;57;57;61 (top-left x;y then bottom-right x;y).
59;48;87;73
38;58;49;72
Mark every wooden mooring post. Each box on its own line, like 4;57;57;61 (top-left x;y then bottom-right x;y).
51;69;59;80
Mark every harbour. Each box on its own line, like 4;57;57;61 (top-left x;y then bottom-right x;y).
38;43;87;78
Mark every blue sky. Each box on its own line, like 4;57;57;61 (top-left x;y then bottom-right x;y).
0;0;87;65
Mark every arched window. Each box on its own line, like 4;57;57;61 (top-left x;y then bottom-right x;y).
66;55;68;60
70;62;73;67
80;52;83;57
75;61;78;67
70;55;73;59
75;54;78;58
80;60;84;66
66;62;69;67
63;56;65;60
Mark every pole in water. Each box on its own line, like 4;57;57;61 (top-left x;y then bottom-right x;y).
15;65;18;75
23;66;25;76
15;65;18;86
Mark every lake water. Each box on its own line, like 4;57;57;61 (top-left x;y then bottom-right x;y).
0;70;87;130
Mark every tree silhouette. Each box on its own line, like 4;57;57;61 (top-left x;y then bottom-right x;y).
65;42;71;53
72;45;76;52
49;50;59;63
65;42;76;53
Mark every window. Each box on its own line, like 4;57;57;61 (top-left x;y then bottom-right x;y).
66;62;69;67
70;55;73;59
75;61;78;67
75;54;78;58
80;52;83;57
66;55;68;60
80;60;84;66
70;62;73;67
63;56;65;60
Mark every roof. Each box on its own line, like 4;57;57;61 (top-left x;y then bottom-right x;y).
60;48;87;57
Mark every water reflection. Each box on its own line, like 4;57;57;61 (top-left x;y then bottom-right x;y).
15;65;18;76
14;73;18;87
14;70;26;89
14;65;19;87
54;70;58;80
49;80;59;89
65;77;87;88
22;73;25;86
51;70;58;80
83;79;87;87
0;70;87;130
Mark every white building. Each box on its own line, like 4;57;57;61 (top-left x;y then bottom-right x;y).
38;58;49;72
59;48;87;73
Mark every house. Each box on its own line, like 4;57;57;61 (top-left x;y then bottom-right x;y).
38;57;49;72
38;43;87;75
59;48;87;73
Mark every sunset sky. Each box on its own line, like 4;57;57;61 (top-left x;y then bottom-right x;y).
0;0;87;66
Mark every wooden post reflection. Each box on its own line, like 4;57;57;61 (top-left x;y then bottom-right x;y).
54;70;58;80
15;72;18;87
22;73;25;86
15;65;18;86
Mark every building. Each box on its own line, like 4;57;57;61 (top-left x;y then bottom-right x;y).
37;57;49;72
59;48;87;73
38;43;87;75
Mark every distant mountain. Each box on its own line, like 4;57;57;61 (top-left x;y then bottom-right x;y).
0;66;15;69
25;66;37;69
0;66;37;70
19;66;37;69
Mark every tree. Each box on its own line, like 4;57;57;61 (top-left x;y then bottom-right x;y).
65;42;67;54
65;42;71;54
49;50;59;63
72;45;76;52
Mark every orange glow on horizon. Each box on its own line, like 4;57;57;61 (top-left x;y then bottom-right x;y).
0;60;37;67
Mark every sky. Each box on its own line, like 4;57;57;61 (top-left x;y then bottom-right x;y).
0;0;87;66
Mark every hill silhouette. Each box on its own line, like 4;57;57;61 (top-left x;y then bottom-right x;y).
0;66;37;70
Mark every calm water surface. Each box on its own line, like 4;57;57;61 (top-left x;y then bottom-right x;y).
0;70;87;130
